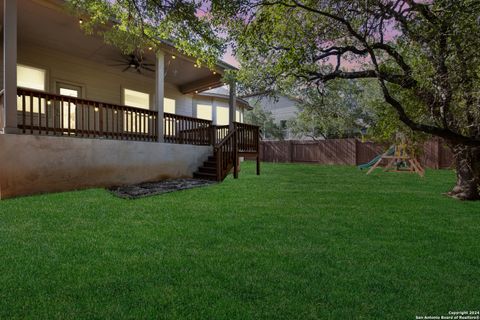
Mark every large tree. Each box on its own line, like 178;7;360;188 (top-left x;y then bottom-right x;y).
288;80;376;140
218;0;480;200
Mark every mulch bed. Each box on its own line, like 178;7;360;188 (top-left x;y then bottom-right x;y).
108;178;216;199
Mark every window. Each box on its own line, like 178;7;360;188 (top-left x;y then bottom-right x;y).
58;85;81;130
124;89;150;133
197;104;212;121
17;65;46;91
164;98;176;114
17;65;46;113
236;109;246;123
124;88;150;109
164;98;176;136
216;106;229;125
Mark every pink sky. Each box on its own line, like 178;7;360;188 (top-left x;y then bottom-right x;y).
222;46;239;67
203;5;400;69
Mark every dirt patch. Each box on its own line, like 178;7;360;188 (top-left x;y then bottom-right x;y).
108;178;217;199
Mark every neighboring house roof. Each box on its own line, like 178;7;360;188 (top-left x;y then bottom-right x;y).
195;87;253;110
240;91;302;104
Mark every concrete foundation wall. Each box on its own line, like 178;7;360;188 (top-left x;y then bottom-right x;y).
0;134;212;199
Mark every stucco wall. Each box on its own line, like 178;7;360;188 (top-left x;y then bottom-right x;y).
0;134;212;199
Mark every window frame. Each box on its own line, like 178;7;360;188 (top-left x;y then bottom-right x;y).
122;87;152;110
17;64;48;92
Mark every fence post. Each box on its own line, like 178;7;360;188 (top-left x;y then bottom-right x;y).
354;139;359;165
289;140;294;162
436;138;441;169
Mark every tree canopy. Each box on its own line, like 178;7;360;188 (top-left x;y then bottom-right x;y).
67;0;225;67
221;0;480;146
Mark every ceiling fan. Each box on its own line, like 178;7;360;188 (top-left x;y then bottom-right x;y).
109;53;156;74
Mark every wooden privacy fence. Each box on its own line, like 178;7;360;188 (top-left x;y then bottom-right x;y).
259;139;454;169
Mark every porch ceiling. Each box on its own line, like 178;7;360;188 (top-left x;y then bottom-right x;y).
3;0;226;91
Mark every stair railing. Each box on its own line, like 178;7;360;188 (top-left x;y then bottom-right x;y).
214;128;238;181
211;122;260;181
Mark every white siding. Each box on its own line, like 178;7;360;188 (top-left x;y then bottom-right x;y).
9;43;193;114
193;96;246;125
247;95;298;124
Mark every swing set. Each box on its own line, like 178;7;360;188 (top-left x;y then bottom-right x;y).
365;143;425;177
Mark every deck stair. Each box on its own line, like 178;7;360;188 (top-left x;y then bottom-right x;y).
193;156;218;181
193;123;260;181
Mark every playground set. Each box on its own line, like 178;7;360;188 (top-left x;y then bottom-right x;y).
358;143;425;177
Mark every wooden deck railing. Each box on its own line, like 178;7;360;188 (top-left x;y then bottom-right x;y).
234;122;260;154
17;88;158;141
214;129;238;181
214;125;230;144
213;123;261;181
163;113;212;145
15;88;261;179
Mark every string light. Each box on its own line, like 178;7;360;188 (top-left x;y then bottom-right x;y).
94;107;99;112
213;71;217;75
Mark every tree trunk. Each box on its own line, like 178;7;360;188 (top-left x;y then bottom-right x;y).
447;144;480;200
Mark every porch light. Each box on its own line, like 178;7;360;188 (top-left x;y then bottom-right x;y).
193;64;198;68
148;47;153;51
171;55;176;60
79;18;83;24
47;100;52;105
213;71;216;75
195;90;199;94
94;107;99;112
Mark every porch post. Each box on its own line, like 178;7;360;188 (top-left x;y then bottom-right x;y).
2;0;18;133
228;81;236;131
155;50;165;142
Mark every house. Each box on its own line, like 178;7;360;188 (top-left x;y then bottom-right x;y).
0;0;260;199
243;93;300;140
193;87;252;125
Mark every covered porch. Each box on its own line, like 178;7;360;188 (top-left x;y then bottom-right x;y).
1;0;238;139
0;0;259;199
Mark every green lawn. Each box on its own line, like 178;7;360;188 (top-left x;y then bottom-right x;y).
1;162;479;319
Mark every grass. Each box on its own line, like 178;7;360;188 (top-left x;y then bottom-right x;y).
0;162;479;319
